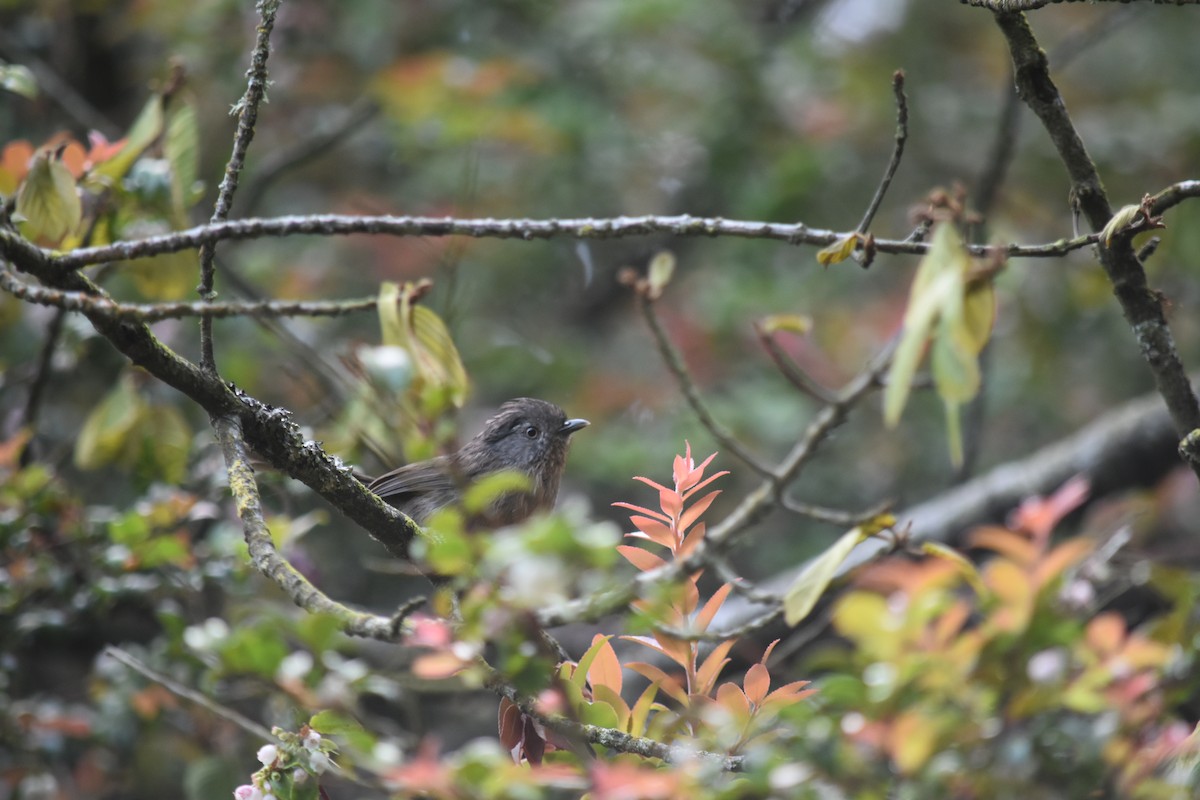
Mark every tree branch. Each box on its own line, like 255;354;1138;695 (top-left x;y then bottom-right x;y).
198;0;280;371
0;269;376;321
856;70;909;235
38;213;1106;273
0;233;420;561
995;11;1200;480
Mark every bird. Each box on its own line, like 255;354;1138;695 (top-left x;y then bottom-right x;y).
366;398;589;526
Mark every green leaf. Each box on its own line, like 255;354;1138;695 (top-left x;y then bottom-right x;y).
139;402;192;484
74;375;146;470
783;526;867;625
378;281;470;408
883;223;969;427
0;64;37;99
569;635;615;692
94;95;165;183
164;95;201;222
461;470;532;514
15;152;82;245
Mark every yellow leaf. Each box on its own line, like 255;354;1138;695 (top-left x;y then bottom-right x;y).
1100;203;1141;246
784;527;866;625
816;232;862;267
646;251;675;299
758;313;813;336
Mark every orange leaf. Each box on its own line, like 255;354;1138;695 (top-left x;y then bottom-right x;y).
1086;612;1126;657
679;490;721;535
743;663;770;706
627;516;675;549
967;526;1037;565
678;522;706;557
763;680;815;706
617;545;667;573
1033;537;1094;589
693;583;734;633
694;639;736;695
613;501;671;524
633;475;672;494
626;662;690;707
682;470;729;501
588;636;623;695
715;682;752;724
660;488;683;519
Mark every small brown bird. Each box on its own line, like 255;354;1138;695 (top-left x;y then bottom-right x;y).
367;398;589;526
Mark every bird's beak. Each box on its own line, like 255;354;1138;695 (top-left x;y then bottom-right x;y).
561;418;590;436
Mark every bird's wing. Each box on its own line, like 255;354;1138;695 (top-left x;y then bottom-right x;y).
366;459;455;500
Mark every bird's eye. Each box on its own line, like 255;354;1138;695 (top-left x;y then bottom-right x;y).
524;425;539;439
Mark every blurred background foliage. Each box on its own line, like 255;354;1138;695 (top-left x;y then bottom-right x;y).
4;0;1200;797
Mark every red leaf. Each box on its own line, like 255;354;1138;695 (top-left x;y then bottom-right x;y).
498;698;522;754
678;522;706;557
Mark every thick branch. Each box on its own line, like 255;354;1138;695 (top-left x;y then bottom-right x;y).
0;234;419;561
995;12;1200;478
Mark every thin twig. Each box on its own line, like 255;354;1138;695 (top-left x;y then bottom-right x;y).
18;308;65;465
963;0;1199;8
779;496;894;527
0;29;121;139
0;270;376;321
755;323;839;404
103;645;277;742
536;341;895;629
198;0;281;371
484;671;744;771
636;293;773;478
240;99;380;215
856;70;909;234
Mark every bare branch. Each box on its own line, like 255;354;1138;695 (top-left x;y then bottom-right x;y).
198;0;281;370
0;269;376;321
995;11;1200;481
36;213;1105;274
856;70;909;235
104;646;277;741
635;292;773;478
